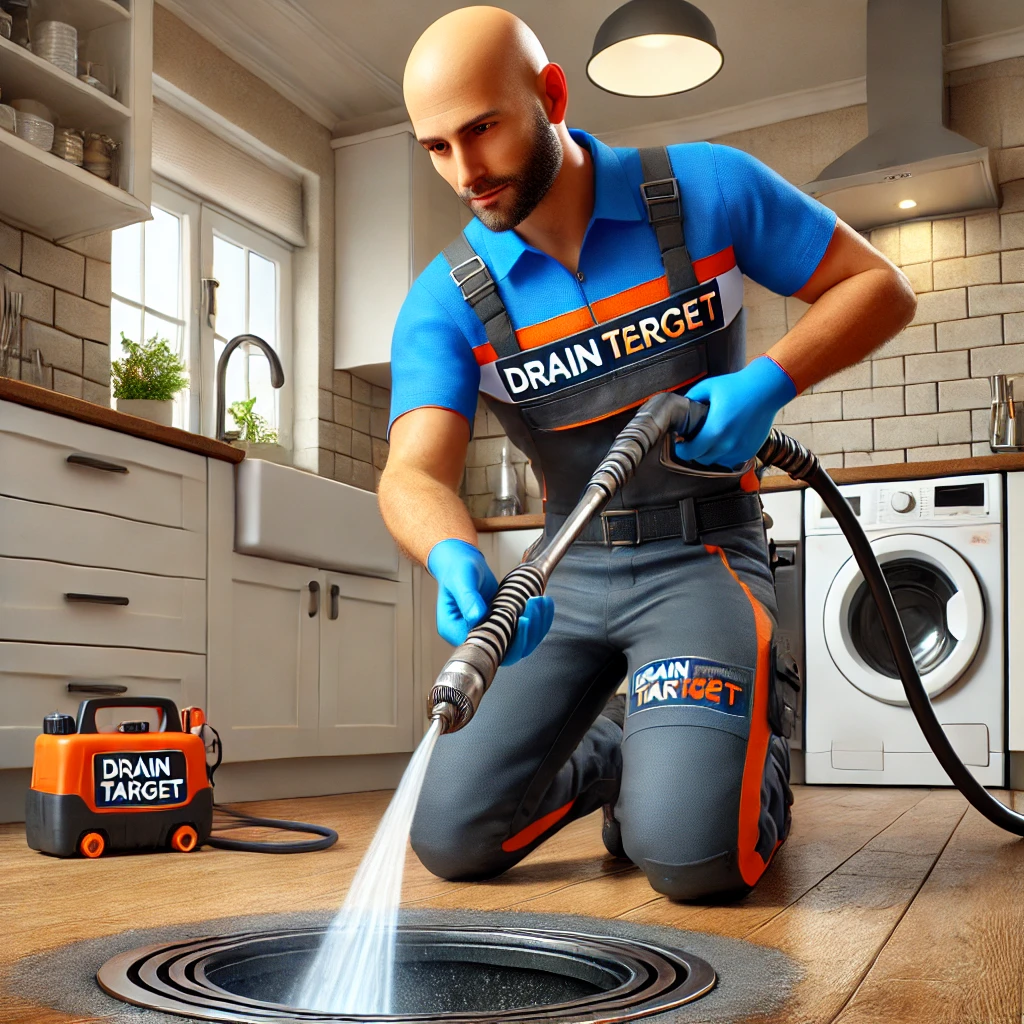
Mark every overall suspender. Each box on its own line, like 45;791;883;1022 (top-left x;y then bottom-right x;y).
442;146;693;354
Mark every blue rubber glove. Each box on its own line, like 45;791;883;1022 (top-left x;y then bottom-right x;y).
673;356;797;469
426;538;554;666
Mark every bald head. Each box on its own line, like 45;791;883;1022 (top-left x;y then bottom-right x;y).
404;7;547;123
404;7;570;231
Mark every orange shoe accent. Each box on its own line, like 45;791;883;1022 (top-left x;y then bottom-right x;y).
170;824;199;853
501;799;575;853
739;467;761;493
79;831;105;858
705;544;775;888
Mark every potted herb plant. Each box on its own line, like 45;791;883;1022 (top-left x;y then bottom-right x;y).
228;395;288;463
111;333;188;427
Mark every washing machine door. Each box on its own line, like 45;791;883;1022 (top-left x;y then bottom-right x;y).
823;534;985;705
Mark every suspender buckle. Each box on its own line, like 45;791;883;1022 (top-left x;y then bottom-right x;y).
640;177;681;224
448;255;494;303
600;509;641;546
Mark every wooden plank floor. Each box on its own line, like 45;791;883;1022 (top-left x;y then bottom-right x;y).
1;785;1023;1023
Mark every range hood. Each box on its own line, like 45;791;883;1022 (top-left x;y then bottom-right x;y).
802;0;1000;230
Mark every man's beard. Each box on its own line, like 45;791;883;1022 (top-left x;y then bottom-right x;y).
461;107;562;232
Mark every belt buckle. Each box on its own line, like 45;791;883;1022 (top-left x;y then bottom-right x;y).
601;509;640;546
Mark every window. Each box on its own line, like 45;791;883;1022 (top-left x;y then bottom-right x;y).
111;182;293;442
110;183;196;430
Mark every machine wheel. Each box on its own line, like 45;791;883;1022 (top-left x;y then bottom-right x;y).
79;831;106;858
170;824;199;853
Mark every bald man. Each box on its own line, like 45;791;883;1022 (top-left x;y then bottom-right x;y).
380;7;916;900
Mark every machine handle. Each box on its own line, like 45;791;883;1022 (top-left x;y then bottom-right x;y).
64;592;130;606
67;682;128;696
308;580;320;617
76;696;182;734
66;452;129;474
329;584;340;620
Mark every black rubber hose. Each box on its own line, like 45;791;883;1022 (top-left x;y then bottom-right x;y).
207;806;338;854
758;428;1024;836
199;725;339;853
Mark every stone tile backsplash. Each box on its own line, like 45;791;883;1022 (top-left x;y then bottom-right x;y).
0;219;111;405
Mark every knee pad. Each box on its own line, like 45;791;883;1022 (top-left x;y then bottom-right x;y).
641;850;751;903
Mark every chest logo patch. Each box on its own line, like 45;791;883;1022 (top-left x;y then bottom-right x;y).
498;280;724;403
629;657;752;719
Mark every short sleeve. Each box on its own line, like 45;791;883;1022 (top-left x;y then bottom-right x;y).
388;274;481;436
709;144;837;296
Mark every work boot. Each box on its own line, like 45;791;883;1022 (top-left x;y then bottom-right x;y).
600;693;629;860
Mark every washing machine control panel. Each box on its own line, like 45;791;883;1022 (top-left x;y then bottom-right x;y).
805;474;1000;533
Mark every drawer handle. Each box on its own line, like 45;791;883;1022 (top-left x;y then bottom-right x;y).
66;452;129;474
308;580;320;617
67;682;129;696
64;593;130;606
329;584;340;620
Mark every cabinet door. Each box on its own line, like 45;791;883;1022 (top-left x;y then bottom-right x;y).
0;644;205;770
207;554;320;762
319;572;414;756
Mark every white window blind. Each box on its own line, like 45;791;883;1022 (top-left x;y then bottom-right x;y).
152;99;305;247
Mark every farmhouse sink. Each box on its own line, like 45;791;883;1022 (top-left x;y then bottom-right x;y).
234;459;400;578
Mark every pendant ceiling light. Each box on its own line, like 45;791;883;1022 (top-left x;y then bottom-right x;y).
587;0;723;97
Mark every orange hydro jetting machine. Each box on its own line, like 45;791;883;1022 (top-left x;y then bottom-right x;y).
25;697;213;859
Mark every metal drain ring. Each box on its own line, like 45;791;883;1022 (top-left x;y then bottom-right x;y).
98;925;716;1022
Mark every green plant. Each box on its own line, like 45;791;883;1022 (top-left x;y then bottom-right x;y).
228;396;278;444
111;333;188;401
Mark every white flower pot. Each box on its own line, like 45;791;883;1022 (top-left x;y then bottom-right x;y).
231;441;289;464
116;398;174;427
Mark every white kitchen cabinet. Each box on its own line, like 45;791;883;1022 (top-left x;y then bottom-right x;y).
318;570;414;756
0;643;205;769
333;124;464;383
206;459;419;763
206;553;321;763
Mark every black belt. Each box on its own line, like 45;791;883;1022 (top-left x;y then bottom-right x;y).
547;493;763;547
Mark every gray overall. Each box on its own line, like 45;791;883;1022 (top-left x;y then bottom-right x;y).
411;148;795;901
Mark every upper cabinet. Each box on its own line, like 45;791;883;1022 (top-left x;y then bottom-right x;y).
333;124;464;385
0;0;152;242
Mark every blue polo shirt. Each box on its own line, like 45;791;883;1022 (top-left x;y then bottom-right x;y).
389;129;835;434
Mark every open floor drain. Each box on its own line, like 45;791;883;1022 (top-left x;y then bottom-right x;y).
97;924;716;1021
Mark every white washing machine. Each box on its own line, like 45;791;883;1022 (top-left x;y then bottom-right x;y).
804;473;1004;786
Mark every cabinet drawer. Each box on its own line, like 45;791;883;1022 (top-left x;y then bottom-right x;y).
0;401;206;531
0;558;206;652
0;644;206;769
0;496;206;578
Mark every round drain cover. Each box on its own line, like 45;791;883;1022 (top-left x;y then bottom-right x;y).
98;924;716;1021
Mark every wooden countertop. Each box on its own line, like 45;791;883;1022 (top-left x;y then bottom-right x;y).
0;378;245;463
473;451;1024;531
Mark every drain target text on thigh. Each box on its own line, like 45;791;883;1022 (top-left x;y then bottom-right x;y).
629;657;753;719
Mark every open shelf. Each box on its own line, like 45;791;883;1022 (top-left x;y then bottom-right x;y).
0;36;130;136
0;125;148;241
30;0;129;36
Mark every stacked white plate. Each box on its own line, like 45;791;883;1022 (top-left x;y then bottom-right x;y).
15;111;54;150
34;21;78;77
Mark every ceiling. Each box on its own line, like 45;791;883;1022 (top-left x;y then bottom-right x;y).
157;0;1024;137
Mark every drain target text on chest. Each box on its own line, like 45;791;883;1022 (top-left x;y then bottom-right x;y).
93;750;188;807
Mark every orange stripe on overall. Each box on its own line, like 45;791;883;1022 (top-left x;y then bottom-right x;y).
705;544;777;887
